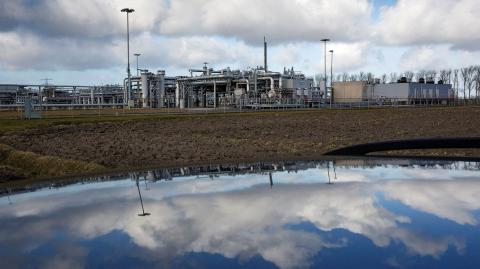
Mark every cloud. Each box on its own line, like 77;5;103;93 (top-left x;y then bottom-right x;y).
0;32;260;71
157;0;373;44
0;0;166;39
2;173;477;268
0;0;479;81
1;0;373;44
399;46;447;71
375;0;480;50
0;31;124;71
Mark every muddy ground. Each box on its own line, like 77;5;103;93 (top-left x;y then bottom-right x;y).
1;107;480;180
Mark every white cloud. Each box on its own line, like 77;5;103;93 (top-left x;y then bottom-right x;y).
375;0;480;50
399;46;447;71
2;173;478;268
157;0;372;44
1;0;480;82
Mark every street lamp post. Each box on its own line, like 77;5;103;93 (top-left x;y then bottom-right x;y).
121;8;135;106
329;49;334;107
321;38;330;103
329;50;334;88
134;53;141;76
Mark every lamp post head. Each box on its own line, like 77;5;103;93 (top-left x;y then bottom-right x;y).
134;53;141;57
329;50;334;53
321;38;330;42
121;8;135;13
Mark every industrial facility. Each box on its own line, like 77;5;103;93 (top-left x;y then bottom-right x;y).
0;38;455;110
0;84;124;107
0;38;323;110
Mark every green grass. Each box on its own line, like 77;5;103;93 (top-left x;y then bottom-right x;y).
0;144;105;183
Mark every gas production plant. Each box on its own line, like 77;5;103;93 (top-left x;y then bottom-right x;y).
0;38;321;109
0;38;456;110
126;38;319;109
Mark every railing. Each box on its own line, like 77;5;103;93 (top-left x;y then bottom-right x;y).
1;96;479;120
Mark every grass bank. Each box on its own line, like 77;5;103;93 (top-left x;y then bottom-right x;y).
0;144;105;185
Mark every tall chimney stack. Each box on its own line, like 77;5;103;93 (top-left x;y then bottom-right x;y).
264;36;268;73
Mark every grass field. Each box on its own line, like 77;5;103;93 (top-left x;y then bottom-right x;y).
1;106;480;188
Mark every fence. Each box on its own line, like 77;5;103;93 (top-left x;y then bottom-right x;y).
0;97;479;120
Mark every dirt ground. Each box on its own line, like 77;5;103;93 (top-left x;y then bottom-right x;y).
1;107;480;180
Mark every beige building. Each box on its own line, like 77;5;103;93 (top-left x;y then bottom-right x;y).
332;81;373;103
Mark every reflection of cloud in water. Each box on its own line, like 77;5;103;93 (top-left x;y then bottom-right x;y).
381;180;480;225
0;178;480;268
1;166;480;268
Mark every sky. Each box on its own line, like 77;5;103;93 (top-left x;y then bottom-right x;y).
0;0;479;85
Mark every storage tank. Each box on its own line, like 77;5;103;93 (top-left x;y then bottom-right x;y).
141;72;149;108
157;70;165;108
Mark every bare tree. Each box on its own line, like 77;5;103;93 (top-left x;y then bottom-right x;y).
439;69;449;83
461;66;475;99
366;72;374;82
381;74;387;84
404;71;414;82
389;73;398;83
425;70;437;82
446;69;452;84
359;72;367;81
415;70;426;82
475;66;480;101
342;72;349;82
349;74;358;81
453;69;459;100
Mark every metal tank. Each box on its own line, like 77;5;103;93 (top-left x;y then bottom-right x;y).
141;72;149;108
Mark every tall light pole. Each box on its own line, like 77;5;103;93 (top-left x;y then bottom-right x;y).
329;49;334;107
329;50;334;88
134;53;141;76
121;8;135;105
321;38;330;100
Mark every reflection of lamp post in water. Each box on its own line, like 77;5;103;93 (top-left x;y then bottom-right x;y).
269;172;273;189
327;162;334;184
333;161;337;180
136;178;150;216
144;177;150;190
6;189;12;205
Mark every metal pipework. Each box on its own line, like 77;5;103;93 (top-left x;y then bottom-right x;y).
258;77;275;90
235;79;250;92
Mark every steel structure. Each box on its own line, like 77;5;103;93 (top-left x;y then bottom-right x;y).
0;84;124;108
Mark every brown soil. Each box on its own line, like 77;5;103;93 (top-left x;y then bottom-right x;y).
1;107;480;178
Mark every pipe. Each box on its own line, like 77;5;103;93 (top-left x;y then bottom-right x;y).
175;81;180;108
235;79;250;93
258;77;275;90
243;79;250;92
177;75;230;81
213;80;217;108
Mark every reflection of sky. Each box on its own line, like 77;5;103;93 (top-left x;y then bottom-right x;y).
1;162;480;268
